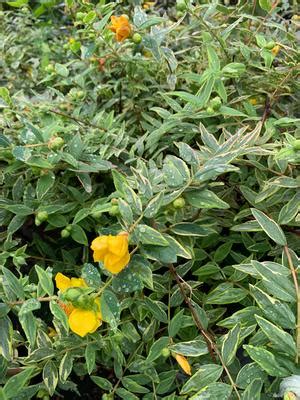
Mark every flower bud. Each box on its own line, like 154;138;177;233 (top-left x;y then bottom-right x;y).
48;136;64;151
61;229;70;238
64;287;82;302
210;96;222;110
292;140;300;151
132;33;142;44
37;211;48;222
161;348;171;357
173;197;186;209
109;205;120;216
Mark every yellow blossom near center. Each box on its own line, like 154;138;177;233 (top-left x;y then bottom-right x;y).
91;232;130;274
108;15;132;42
55;273;102;337
173;353;192;375
271;44;280;57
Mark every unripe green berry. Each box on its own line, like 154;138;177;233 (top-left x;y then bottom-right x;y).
48;136;65;151
64;288;81;302
206;106;214;115
35;217;42;226
161;348;171;357
176;0;186;11
61;229;70;238
109;205;120;216
132;33;142;44
292;140;300;151
265;40;276;50
210;96;222;110
173;197;186;209
37;211;48;222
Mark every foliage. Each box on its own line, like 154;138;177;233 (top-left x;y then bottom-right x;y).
0;0;300;399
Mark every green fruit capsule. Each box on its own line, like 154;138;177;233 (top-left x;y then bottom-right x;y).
176;0;186;11
206;106;214;115
109;205;120;216
161;348;171;357
37;211;48;222
61;229;70;238
292;140;300;151
132;33;142;44
48;136;65;150
64;288;81;302
173;197;186;209
35;217;42;226
210;96;222;110
265;40;276;50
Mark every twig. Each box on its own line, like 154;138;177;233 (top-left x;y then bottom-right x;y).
168;263;241;400
8;296;57;306
284;245;300;363
49;109;107;131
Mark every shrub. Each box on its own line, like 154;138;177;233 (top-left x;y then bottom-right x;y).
0;1;299;399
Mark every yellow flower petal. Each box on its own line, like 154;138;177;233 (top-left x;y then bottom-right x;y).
91;236;109;261
55;273;71;292
104;251;130;274
68;308;101;337
174;353;192;375
107;235;128;256
70;277;87;288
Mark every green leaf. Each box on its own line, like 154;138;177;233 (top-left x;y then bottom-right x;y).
6;0;28;8
19;312;37;347
2;267;25;300
190;382;232;400
3;367;35;398
250;285;295;329
169;309;185;337
93;11;113;32
259;0;272;12
118;199;133;226
236;363;265;389
221;324;241;365
122;377;150;394
0;87;12;106
185;189;229;209
19;299;41;316
50;301;69;332
85;344;96;375
252;260;295;302
70;224;88;245
169;339;209;357
83;10;96;24
55;63;69;77
136;224;169;246
251;208;287;246
81;263;101;288
255;315;296;358
241;379;263;400
181;364;223;394
163;155;190;187
112;262;143;294
278;193;300;224
35;265;54;296
90;376;113;391
36;172;55;200
144;192;164;218
100;289;120;331
146;336;169;363
0;317;13;361
243;345;288;377
170;222;216;237
59;352;74;383
43;361;58;396
206;283;247;304
143;298;168;323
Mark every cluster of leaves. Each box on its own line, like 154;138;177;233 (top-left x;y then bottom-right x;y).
0;0;300;399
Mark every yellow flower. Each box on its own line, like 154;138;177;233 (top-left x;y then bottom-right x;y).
55;272;87;292
143;1;155;9
249;98;258;105
108;15;132;42
91;232;130;274
173;353;192;375
55;273;102;337
271;44;280;57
